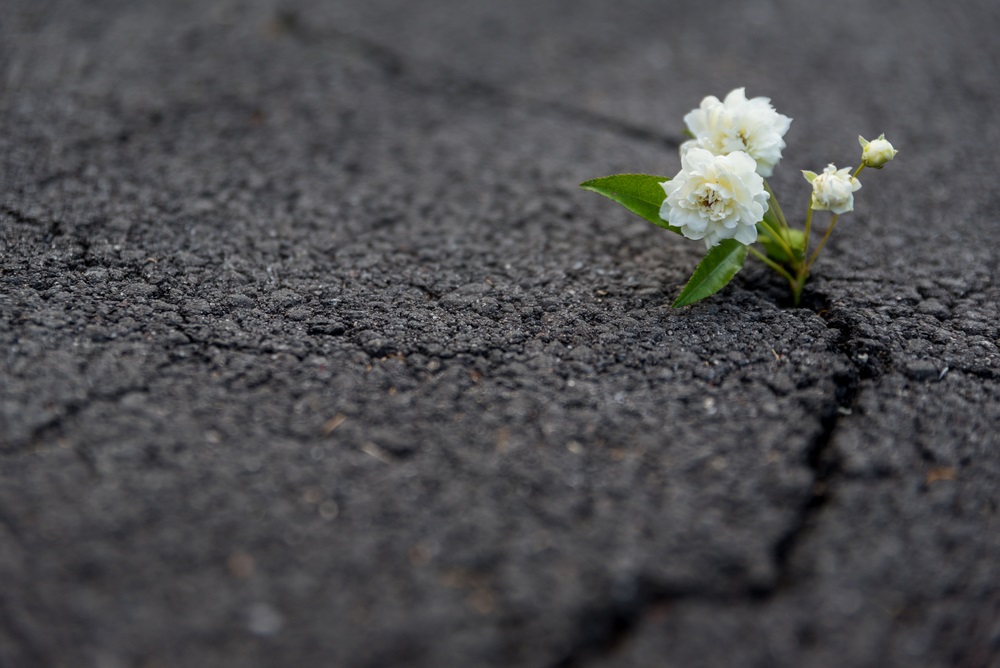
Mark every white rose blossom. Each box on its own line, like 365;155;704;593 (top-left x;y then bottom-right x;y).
803;164;862;214
681;87;793;178
660;148;769;249
859;133;898;169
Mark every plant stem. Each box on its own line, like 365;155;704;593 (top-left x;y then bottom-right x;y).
801;207;814;259
749;246;797;286
798;166;863;283
758;208;806;305
791;207;815;296
758;218;796;260
750;245;803;305
807;215;839;269
763;179;791;236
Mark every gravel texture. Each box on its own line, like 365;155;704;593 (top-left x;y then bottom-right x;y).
1;1;998;667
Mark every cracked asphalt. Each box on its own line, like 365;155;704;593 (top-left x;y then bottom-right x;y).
1;1;998;666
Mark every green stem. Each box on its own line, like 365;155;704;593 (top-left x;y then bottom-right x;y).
800;166;862;275
795;206;815;287
801;207;814;257
807;215;839;269
763;179;791;235
792;280;805;306
758;217;795;260
749;247;797;286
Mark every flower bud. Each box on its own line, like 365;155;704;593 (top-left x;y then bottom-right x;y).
802;164;861;214
859;134;898;169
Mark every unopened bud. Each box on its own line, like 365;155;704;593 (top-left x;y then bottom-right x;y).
859;134;898;169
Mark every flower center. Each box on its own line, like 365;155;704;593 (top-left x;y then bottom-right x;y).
696;185;729;220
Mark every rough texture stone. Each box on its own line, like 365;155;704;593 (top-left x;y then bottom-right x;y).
1;1;998;667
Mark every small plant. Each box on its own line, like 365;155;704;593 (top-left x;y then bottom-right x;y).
581;88;897;307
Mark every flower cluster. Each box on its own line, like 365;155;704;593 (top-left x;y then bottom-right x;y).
663;89;790;248
581;87;898;306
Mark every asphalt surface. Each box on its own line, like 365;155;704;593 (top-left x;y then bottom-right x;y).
1;1;998;667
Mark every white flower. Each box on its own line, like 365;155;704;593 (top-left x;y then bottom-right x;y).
859;134;898;169
803;164;862;214
660;148;769;249
681;87;792;178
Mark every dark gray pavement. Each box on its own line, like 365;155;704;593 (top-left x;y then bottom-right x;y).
1;1;998;666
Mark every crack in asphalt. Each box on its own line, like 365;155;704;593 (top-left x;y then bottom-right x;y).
769;293;863;589
548;582;779;668
272;12;683;152
548;290;877;667
0;205;64;241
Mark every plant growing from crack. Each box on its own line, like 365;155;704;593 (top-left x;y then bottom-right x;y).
581;88;897;307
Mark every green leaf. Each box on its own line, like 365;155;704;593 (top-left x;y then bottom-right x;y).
672;239;749;308
580;174;680;233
